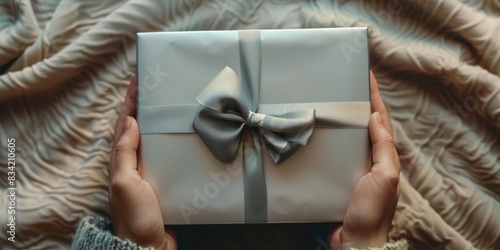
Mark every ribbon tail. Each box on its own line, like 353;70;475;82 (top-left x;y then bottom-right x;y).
242;130;268;223
267;143;301;164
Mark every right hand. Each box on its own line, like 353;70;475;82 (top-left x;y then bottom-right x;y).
330;72;401;249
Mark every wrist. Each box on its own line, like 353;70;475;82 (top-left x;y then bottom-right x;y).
340;229;388;249
142;235;174;250
157;232;177;250
154;238;169;250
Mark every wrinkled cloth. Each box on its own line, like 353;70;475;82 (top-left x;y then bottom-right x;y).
0;0;498;249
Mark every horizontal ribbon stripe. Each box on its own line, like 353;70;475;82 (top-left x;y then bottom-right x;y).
138;101;370;135
138;105;198;134
258;102;370;128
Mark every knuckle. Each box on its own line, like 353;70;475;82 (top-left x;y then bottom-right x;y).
383;134;395;147
379;110;389;118
115;139;132;157
395;157;402;171
115;112;129;128
385;170;400;190
110;174;128;194
376;135;395;152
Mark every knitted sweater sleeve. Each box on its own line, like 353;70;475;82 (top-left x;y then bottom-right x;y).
71;216;153;250
71;216;408;250
347;238;409;250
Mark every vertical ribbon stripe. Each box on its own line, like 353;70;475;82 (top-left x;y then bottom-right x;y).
238;30;267;223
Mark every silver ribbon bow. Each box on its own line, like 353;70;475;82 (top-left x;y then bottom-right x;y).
193;66;316;164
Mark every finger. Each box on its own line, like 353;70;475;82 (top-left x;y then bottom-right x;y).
113;76;138;145
113;116;140;179
110;76;138;176
122;75;138;118
370;71;393;136
330;225;343;250
369;112;400;188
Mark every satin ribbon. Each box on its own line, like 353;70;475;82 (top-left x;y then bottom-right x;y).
193;66;316;164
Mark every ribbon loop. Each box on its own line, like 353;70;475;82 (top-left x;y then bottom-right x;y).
193;67;315;164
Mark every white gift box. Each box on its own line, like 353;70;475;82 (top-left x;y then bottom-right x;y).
137;28;371;224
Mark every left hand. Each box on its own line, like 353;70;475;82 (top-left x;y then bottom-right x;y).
108;76;177;250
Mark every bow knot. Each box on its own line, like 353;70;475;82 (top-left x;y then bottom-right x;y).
193;67;315;164
246;111;266;127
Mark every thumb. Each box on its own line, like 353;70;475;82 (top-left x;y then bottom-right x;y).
369;112;400;189
114;116;140;176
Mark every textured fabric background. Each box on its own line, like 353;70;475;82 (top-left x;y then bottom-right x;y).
0;0;498;249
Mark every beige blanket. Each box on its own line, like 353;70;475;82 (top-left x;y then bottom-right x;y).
0;0;498;249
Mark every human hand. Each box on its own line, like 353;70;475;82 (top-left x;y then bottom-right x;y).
108;76;177;250
330;72;401;249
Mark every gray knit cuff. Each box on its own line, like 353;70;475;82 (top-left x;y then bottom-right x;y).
347;238;408;250
71;216;154;250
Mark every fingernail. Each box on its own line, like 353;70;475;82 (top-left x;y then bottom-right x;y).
375;112;384;125
123;116;132;132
